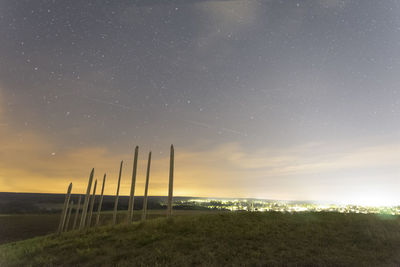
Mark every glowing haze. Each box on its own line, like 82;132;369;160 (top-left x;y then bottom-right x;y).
1;0;400;206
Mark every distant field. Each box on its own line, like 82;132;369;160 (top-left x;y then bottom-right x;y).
0;192;172;214
0;210;223;244
1;212;400;266
0;214;59;245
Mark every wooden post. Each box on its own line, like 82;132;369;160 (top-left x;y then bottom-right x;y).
57;182;72;234
127;146;139;223
167;145;174;217
72;195;82;230
64;200;74;232
96;174;106;226
142;152;152;221
113;161;123;226
79;168;94;230
86;179;97;228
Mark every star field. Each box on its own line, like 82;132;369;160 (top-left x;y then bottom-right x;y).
1;0;400;205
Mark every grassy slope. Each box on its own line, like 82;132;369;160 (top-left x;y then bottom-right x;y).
1;212;400;266
0;210;220;244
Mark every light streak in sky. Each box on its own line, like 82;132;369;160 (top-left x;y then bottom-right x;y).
183;119;248;136
79;95;132;110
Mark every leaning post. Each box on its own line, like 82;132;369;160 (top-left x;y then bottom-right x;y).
72;195;82;230
79;168;94;230
57;182;72;234
127;146;139;223
95;174;106;226
167;145;174;217
113;161;123;226
86;179;97;228
142;151;152;221
64;200;74;232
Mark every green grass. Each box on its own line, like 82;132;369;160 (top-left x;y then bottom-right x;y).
1;212;400;266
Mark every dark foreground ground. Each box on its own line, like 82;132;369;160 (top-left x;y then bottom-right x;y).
0;210;219;244
1;212;400;266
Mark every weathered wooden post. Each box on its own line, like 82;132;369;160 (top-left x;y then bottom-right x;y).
96;174;106;226
72;195;82;230
167;145;174;217
64;200;74;232
127;146;139;223
86;179;97;228
57;182;72;234
113;161;123;226
142;152;152;221
79;168;94;230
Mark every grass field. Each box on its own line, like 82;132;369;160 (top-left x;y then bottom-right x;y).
0;210;221;245
1;212;400;266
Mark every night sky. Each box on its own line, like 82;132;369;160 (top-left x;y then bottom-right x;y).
1;0;400;205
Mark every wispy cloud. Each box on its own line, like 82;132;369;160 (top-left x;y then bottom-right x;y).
1;119;399;205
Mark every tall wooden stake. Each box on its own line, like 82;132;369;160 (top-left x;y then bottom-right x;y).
127;146;139;223
64;200;74;232
113;161;123;226
142;152;152;221
72;195;82;230
96;174;106;226
86;179;97;228
167;145;174;217
57;182;72;234
79;168;94;230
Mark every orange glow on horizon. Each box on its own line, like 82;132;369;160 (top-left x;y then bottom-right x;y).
1;122;400;206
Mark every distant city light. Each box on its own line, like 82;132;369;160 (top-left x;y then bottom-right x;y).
173;199;400;215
